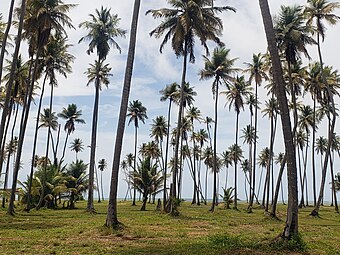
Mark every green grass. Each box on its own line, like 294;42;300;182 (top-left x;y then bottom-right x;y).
0;201;339;254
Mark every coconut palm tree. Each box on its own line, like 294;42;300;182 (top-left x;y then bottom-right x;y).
244;52;268;212
150;116;168;171
127;100;148;206
79;6;125;213
228;143;243;209
223;75;252;209
106;0;141;228
70;138;84;160
85;59;112;212
305;0;340;217
129;156;164;211
271;152;286;217
8;0;75;215
200;47;238;211
159;82;179;209
147;0;235;214
98;158;107;202
58;104;85;163
258;0;299;238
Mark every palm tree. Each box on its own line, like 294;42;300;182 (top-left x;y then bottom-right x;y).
85;59;112;212
244;52;268;212
223;75;252;209
305;0;340;217
70;138;84;160
147;0;235;214
275;5;315;134
98;159;107;202
258;0;299;238
79;6;125;213
127;100;148;206
57;104;86;163
228;143;243;209
150;116;168;172
79;6;126;60
271;152;286;217
159;82;179;209
7;0;75;215
129;156;164;211
200;47;237;211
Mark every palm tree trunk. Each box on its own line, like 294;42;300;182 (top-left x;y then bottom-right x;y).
8;43;41;215
0;0;15;83
311;29;337;217
101;170;105;201
248;80;259;212
0;0;25;179
329;153;339;213
87;78;100;212
132;125;138;206
259;0;298;238
106;0;141;228
312;98;317;206
26;73;48;211
170;39;188;215
233;112;239;210
271;156;286;217
95;165;101;203
210;79;219;212
163;100;172;209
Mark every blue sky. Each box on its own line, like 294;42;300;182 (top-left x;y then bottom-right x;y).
1;0;340;202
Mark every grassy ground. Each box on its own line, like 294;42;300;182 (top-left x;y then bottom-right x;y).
0;200;339;255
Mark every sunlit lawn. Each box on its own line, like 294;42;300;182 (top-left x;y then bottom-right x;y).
0;200;339;255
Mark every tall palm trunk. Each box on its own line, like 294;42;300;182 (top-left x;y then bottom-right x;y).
210;79;219;212
0;0;15;82
248;80;258;212
329;153;338;212
259;0;298;238
8;42;42;215
163;99;172;209
265;107;275;212
170;39;188;215
106;0;141;228
311;29;337;217
311;98;317;206
87;75;100;212
26;73;48;211
132;125;138;206
0;0;25;178
233;111;239;210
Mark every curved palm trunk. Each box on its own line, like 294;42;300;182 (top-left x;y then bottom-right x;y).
87;79;100;212
248;80;259;212
26;73;48;211
106;0;141;228
0;0;25;179
210;79;219;212
233;112;239;210
259;0;298;238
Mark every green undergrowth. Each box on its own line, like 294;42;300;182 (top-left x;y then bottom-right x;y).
0;201;339;254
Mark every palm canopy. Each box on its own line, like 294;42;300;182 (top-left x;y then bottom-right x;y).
58;104;85;134
42;33;74;86
160;82;179;102
223;75;253;114
39;108;58;130
146;0;236;62
150;116;167;143
19;0;76;55
79;6;126;60
243;53;269;86
98;159;107;172
70;138;84;154
85;59;112;90
127;100;148;128
173;82;197;108
274;5;316;65
304;0;340;42
200;47;238;93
